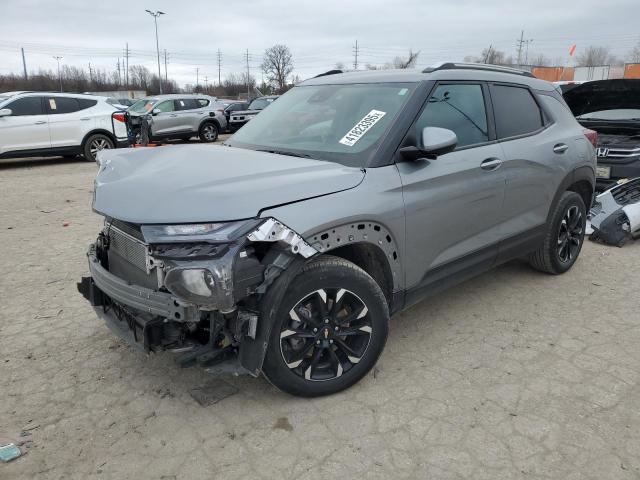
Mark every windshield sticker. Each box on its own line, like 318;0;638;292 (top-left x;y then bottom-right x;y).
339;110;386;147
49;99;57;110
398;88;408;96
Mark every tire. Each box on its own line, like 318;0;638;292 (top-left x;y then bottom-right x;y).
83;133;114;162
199;122;219;143
262;256;389;397
529;191;587;274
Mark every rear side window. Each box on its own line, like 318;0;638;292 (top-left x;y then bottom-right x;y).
175;99;199;110
416;84;489;148
48;97;98;114
6;96;44;116
491;85;544;138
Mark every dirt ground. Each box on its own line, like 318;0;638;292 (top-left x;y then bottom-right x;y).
1;145;640;480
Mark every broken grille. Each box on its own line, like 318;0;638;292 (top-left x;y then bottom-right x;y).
107;225;149;272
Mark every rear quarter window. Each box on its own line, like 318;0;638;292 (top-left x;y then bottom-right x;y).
491;84;544;138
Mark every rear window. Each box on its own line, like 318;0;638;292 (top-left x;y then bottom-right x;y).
6;96;44;116
491;85;544;138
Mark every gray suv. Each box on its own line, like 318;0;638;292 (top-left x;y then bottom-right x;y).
128;94;227;142
79;63;596;397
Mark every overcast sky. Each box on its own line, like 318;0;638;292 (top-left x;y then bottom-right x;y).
1;0;639;87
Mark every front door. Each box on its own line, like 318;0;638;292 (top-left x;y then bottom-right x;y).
151;100;180;136
396;83;506;291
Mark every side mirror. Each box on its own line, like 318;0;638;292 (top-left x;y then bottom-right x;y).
152;108;161;115
400;127;458;161
0;108;12;117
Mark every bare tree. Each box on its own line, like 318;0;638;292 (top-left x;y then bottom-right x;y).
530;53;551;67
576;46;613;66
261;44;294;92
466;48;513;65
392;49;420;69
628;42;640;63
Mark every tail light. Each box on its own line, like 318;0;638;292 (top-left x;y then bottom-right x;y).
583;128;598;148
113;112;126;123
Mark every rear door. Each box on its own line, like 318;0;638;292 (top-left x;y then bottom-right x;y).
0;96;50;154
46;96;98;147
489;83;566;241
173;98;202;132
396;82;506;290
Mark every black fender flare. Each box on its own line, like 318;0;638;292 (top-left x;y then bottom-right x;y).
238;257;307;376
547;165;595;222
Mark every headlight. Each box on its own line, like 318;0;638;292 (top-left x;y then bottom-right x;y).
141;219;261;244
164;268;216;301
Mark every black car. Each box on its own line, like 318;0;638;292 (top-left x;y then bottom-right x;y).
222;101;249;131
228;95;278;132
563;79;640;191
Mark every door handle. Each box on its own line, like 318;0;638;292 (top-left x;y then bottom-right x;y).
553;143;569;154
80;117;91;121
34;121;47;125
480;157;502;171
169;114;178;117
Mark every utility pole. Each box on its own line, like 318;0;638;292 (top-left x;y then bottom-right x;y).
196;67;199;91
483;45;493;63
204;75;208;92
145;10;166;94
353;40;359;70
21;47;27;79
524;39;533;65
217;49;222;87
88;62;92;85
245;49;251;100
116;58;121;85
164;49;168;83
516;30;524;66
124;43;130;87
53;56;63;92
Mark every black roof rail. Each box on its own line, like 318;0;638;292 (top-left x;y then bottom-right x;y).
422;62;534;78
314;69;344;78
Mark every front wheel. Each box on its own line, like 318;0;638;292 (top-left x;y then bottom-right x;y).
529;191;587;274
199;122;219;143
83;134;114;162
262;256;389;397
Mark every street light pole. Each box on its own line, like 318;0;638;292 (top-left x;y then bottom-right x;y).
53;56;63;92
145;9;165;94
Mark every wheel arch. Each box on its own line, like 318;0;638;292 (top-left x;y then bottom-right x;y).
81;129;117;150
198;117;221;132
548;165;595;222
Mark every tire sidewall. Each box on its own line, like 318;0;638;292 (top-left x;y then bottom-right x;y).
549;192;587;273
262;260;389;397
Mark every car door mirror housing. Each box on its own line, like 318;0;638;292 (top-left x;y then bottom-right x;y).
152;108;161;115
400;127;458;161
0;108;12;117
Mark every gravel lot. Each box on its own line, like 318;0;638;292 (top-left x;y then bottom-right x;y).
1;145;640;480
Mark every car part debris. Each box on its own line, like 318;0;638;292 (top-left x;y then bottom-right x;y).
247;218;317;258
0;443;22;463
589;177;640;246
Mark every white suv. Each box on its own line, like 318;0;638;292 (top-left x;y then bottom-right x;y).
0;91;128;161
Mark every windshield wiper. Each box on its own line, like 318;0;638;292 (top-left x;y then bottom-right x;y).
257;149;314;159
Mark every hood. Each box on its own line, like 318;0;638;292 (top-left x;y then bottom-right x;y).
563;79;640;117
93;144;365;224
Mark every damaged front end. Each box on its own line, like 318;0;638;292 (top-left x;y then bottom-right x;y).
589;177;640;246
77;217;317;373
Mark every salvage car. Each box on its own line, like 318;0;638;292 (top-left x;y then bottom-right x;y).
79;63;595;396
128;94;227;143
0;91;128;161
563;79;640;191
228;95;278;132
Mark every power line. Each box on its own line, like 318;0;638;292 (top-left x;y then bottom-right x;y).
353;40;359;70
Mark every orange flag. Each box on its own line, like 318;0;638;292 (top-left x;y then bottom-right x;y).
569;44;576;56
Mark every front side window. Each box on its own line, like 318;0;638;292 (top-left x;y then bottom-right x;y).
491;84;544;138
416;84;489;148
155;100;175;113
6;96;44;116
228;83;416;167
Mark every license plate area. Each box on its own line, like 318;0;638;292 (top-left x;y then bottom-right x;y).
596;166;611;179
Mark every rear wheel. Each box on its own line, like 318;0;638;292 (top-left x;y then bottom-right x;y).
199;122;219;142
262;256;389;397
529;191;586;274
83;134;114;162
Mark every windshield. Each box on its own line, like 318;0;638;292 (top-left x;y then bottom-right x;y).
577;109;640;121
129;98;158;113
249;98;274;110
228;83;415;167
